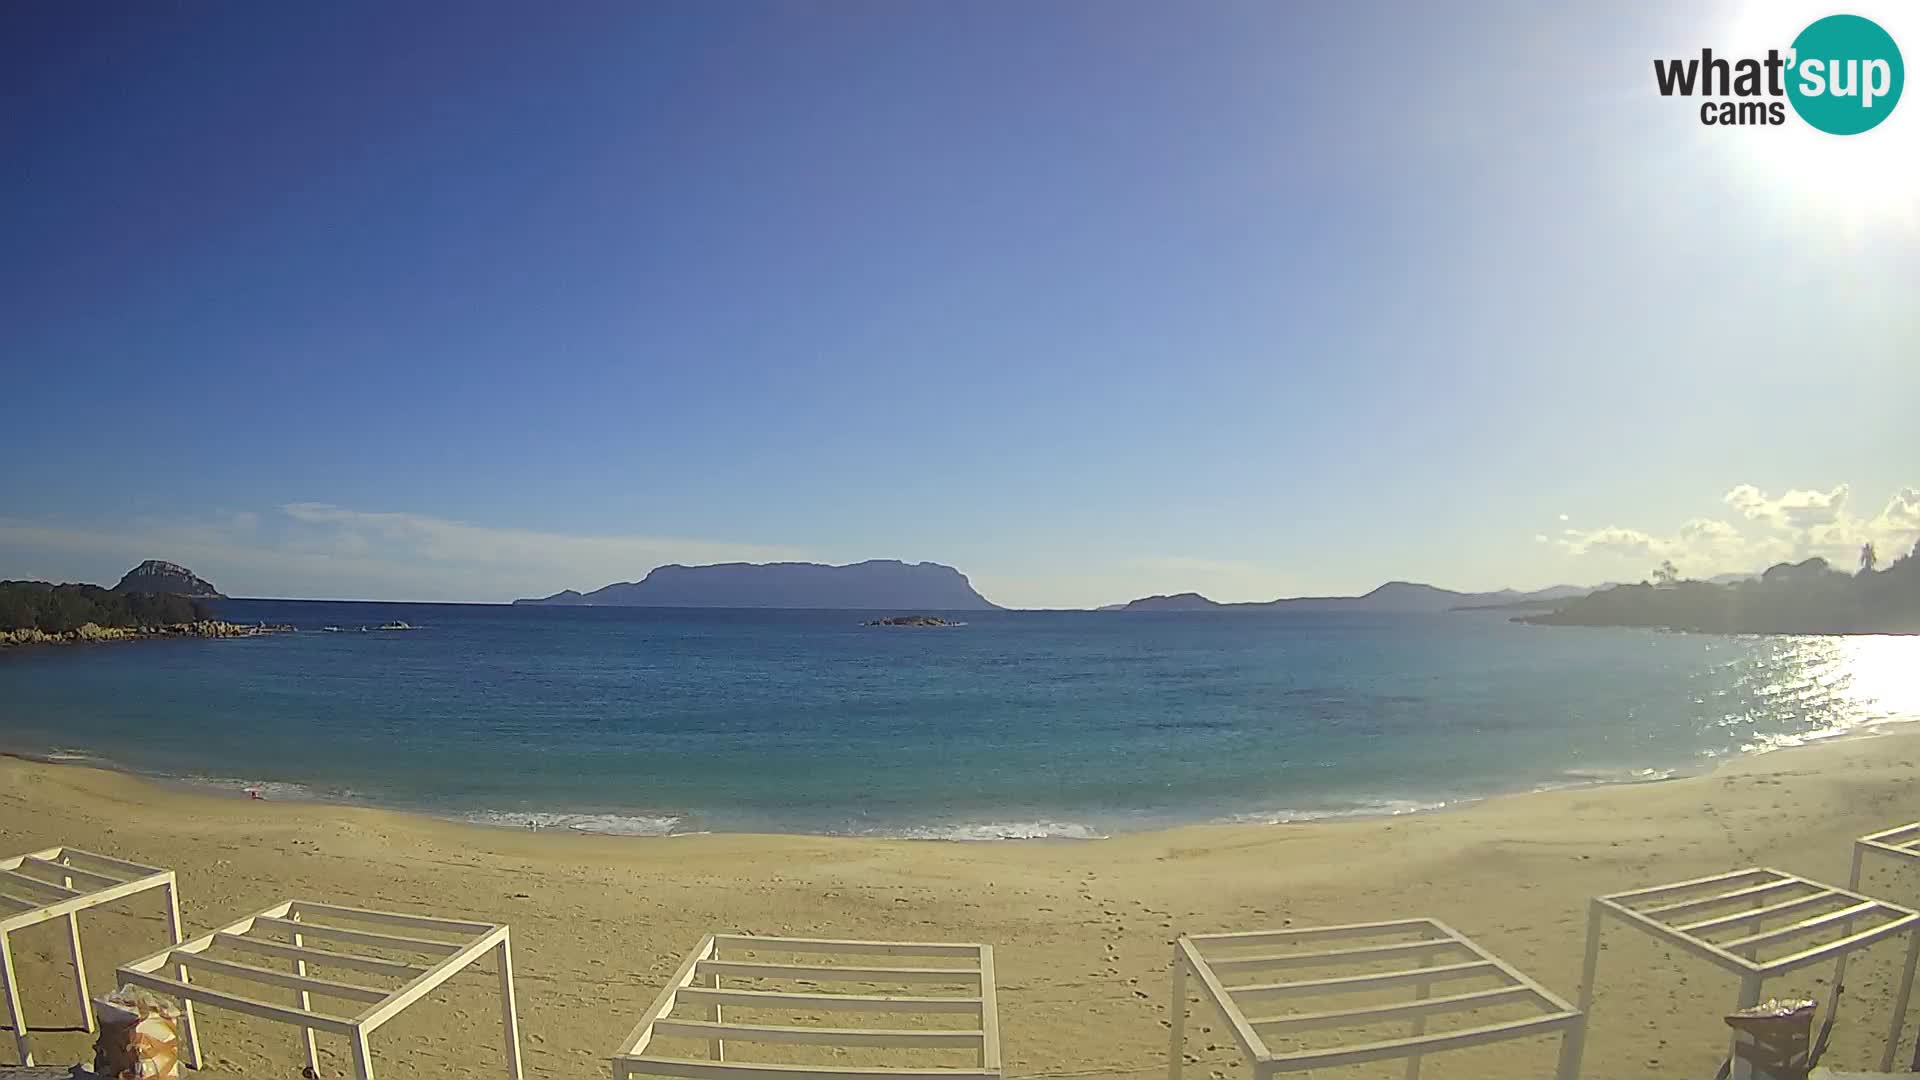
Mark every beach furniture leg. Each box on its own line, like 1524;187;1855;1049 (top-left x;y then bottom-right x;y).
1833;842;1869;1004
60;869;97;1033
1167;946;1187;1080
1557;899;1604;1080
1728;973;1764;1078
163;879;202;1069
1825;844;1870;1016
351;1026;376;1080
291;918;320;1076
66;910;96;1032
2;930;33;1066
1404;951;1434;1080
497;933;524;1080
708;967;725;1061
1882;927;1920;1072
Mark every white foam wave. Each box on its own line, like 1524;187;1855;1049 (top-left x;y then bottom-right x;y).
1541;765;1688;790
878;821;1108;841
1219;799;1451;826
184;776;335;801
462;810;683;836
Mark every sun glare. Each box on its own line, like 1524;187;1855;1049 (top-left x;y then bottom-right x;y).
1716;0;1920;233
1834;635;1920;723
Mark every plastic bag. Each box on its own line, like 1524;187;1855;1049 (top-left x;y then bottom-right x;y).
93;984;182;1080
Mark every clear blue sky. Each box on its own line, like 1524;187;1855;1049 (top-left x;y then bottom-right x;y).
3;1;1916;606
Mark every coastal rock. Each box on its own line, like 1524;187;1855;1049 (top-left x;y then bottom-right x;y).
113;560;224;598
517;560;999;610
0;620;293;647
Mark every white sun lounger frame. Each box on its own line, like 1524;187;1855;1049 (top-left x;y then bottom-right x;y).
613;933;1002;1080
1851;821;1920;892
1562;867;1920;1077
116;898;523;1080
1169;918;1583;1080
0;846;186;1067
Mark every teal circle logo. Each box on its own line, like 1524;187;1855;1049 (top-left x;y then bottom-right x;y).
1787;14;1903;134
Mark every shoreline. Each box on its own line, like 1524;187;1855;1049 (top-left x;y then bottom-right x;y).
5;733;1920;1077
7;713;1910;843
0;619;294;648
8;716;1914;847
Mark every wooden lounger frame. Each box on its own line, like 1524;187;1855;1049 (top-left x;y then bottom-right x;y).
1169;918;1582;1079
613;934;1001;1080
0;846;186;1067
1563;867;1920;1077
116;899;523;1080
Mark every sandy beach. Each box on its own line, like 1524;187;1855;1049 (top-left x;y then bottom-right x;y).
4;732;1920;1079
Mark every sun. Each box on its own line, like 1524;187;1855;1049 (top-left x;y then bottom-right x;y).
1717;0;1919;233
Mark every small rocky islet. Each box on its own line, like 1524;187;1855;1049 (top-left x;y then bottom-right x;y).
863;615;960;627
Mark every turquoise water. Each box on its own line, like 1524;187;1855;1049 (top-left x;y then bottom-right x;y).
1;602;1915;838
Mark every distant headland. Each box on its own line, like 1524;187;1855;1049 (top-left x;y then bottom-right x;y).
1100;582;1594;614
1521;546;1920;635
515;559;1000;610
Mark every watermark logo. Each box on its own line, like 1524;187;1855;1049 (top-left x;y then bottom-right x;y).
1654;13;1903;134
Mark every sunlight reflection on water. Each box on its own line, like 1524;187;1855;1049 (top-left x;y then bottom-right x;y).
1724;635;1920;753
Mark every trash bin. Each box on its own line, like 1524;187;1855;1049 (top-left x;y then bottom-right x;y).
92;985;182;1080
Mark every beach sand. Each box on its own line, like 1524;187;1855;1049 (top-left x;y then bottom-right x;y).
4;732;1920;1080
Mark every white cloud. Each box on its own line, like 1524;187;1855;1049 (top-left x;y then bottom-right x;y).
1557;482;1920;578
1559;526;1657;560
1724;483;1850;529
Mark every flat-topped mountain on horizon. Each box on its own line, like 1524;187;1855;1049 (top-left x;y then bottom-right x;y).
515;559;1000;610
1103;581;1594;613
113;559;224;598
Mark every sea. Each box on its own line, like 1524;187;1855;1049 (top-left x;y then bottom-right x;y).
1;601;1916;840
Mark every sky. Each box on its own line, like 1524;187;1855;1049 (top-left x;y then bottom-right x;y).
2;1;1916;608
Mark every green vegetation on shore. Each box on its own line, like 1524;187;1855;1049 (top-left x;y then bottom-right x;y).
1;580;211;633
1524;541;1920;634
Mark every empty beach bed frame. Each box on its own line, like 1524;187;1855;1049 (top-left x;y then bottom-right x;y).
1851;821;1920;892
0;846;187;1067
1565;867;1920;1076
116;898;523;1080
613;933;1002;1080
1169;918;1584;1080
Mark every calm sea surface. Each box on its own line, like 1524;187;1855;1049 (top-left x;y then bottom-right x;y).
1;602;1915;838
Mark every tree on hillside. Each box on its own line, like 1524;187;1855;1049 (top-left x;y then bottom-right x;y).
1652;560;1680;586
1861;542;1878;574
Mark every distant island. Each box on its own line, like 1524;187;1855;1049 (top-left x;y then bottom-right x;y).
1522;546;1920;635
114;558;224;597
516;559;1000;610
864;615;958;627
2;561;286;646
1101;582;1594;614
